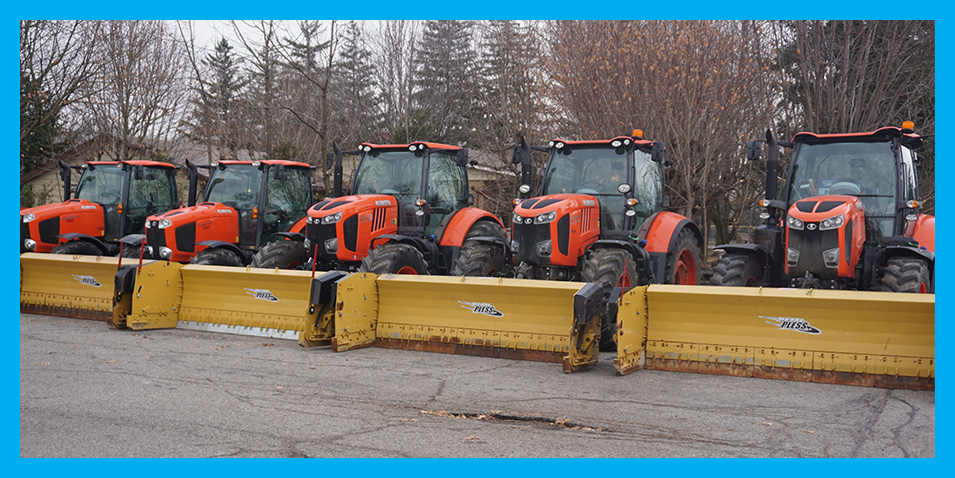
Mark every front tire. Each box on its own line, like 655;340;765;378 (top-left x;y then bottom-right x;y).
191;248;244;266
580;248;637;352
665;229;701;285
358;242;429;275
450;220;507;277
51;240;102;256
881;257;931;293
251;241;308;270
710;252;761;286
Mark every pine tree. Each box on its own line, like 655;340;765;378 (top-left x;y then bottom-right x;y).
412;20;477;144
332;21;379;147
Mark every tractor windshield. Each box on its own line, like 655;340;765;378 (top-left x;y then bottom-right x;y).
75;164;126;205
541;145;662;231
787;140;898;241
353;150;424;225
206;164;263;212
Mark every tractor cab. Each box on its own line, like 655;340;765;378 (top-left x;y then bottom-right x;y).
350;143;469;236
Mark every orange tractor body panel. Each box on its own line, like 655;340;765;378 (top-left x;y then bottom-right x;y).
438;207;507;248
21;200;106;253
306;194;400;263
784;195;866;280
642;211;691;254
511;194;600;267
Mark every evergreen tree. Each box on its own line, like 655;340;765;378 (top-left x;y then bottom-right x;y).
20;74;68;172
333;21;379;147
184;38;248;158
412;20;478;144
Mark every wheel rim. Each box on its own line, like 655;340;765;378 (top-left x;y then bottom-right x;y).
673;249;698;285
396;266;419;275
744;275;757;287
919;282;927;293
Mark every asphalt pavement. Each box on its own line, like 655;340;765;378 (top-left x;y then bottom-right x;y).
20;312;934;458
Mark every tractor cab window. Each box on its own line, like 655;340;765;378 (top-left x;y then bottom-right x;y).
206;164;262;212
263;166;312;239
632;149;664;229
425;152;467;235
788;140;898;241
126;167;178;235
206;164;264;247
541;145;631;230
75;164;127;237
353;150;424;226
75;164;125;206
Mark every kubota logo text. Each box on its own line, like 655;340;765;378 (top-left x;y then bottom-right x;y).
761;315;821;335
72;274;102;287
458;301;503;317
245;288;279;302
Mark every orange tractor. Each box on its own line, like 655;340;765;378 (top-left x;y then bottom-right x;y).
712;123;934;292
20;160;180;256
254;141;507;276
509;131;703;349
129;159;315;266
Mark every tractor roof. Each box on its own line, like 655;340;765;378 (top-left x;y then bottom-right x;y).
360;141;461;151
792;126;923;148
217;159;313;169
551;136;657;148
85;160;177;169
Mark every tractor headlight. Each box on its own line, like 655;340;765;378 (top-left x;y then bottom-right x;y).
24;239;36;251
518;184;531;194
304;238;311;249
306;215;316;224
617;184;631;194
512;212;523;224
22;213;35;223
321;212;342;224
786;216;804;231
324;238;338;253
158;218;172;229
534;211;557;224
510;240;519;252
787;248;800;265
823;247;840;268
819;214;844;231
537;240;552;256
158;247;173;259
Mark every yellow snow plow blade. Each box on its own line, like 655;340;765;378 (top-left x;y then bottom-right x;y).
20;253;141;321
113;263;318;340
615;285;934;390
370;275;602;373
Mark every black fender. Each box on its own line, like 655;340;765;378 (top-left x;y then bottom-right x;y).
195;240;246;259
586;238;655;285
714;243;770;267
373;234;441;272
58;233;111;255
271;231;306;242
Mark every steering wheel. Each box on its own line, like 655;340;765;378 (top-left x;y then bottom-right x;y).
381;188;400;196
576;187;600;195
263;207;289;222
828;178;863;195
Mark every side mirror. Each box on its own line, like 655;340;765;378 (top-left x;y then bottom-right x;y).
747;140;762;161
511;144;523;164
651;142;665;163
134;165;144;180
325;152;335;170
274;164;285;180
455;148;469;167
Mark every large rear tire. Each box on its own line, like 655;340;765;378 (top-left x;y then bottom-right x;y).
881;257;931;293
191;248;244;266
449;220;507;277
251;241;308;270
710;252;761;286
358;242;429;275
580;248;637;352
665;229;701;285
51;240;102;256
